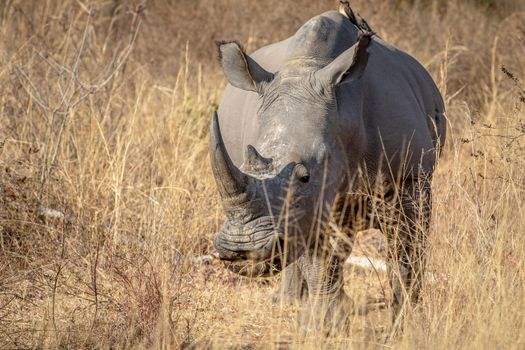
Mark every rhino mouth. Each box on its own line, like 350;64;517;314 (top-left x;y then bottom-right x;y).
213;216;290;276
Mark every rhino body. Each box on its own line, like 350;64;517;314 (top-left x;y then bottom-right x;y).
210;8;445;331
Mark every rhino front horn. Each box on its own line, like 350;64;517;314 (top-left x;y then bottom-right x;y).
210;111;250;206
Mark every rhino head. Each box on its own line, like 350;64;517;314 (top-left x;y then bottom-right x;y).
211;34;372;276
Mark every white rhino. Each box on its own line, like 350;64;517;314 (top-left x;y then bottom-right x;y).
210;5;445;331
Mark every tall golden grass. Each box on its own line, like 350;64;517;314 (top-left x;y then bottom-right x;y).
1;0;524;348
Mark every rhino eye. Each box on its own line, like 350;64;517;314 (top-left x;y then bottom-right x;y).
294;164;310;184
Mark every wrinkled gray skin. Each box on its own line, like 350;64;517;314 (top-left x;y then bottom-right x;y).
210;10;445;333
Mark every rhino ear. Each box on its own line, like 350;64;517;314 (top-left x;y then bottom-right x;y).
316;32;372;86
216;41;274;93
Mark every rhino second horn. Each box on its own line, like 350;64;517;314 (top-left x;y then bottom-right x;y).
210;111;250;205
245;145;272;171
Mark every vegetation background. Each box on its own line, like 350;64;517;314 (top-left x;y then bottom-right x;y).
1;0;524;348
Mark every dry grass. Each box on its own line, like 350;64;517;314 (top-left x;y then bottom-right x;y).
1;0;525;348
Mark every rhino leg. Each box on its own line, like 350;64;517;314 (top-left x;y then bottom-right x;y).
295;251;354;334
385;179;432;333
272;261;308;304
